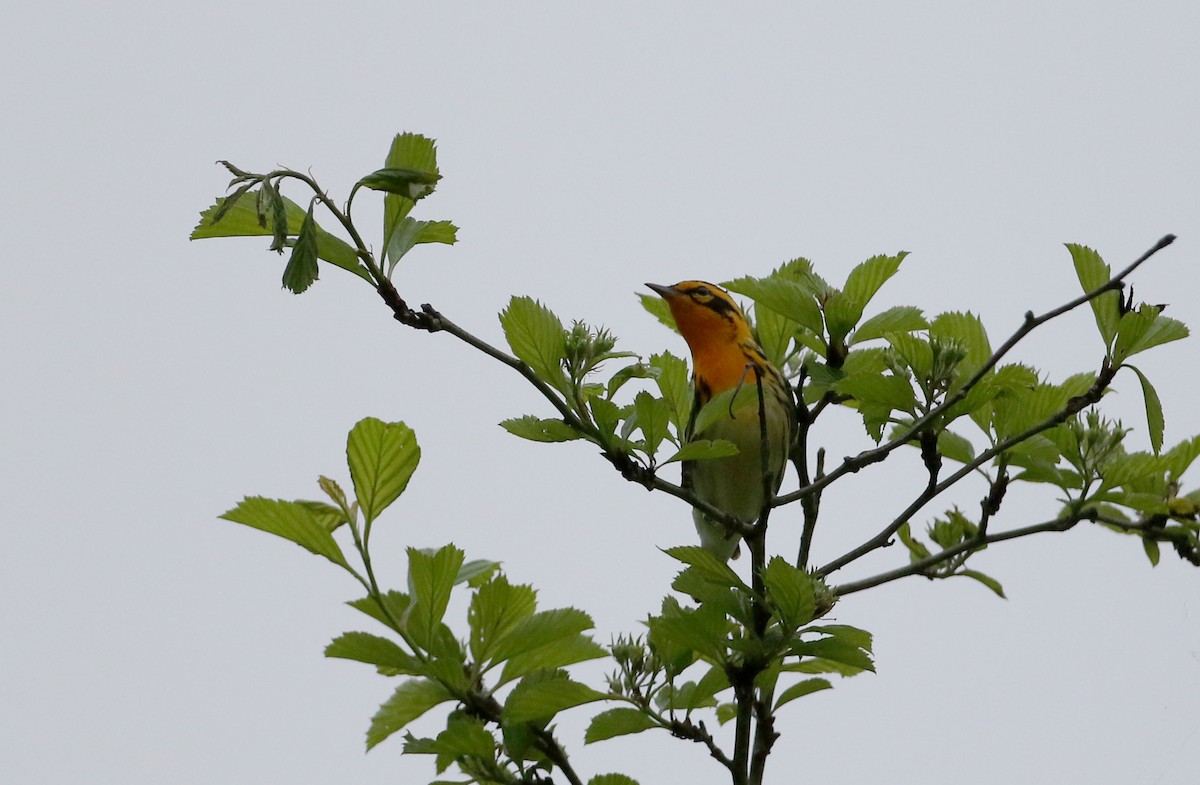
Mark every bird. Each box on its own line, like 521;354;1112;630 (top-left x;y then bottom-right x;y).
646;281;794;562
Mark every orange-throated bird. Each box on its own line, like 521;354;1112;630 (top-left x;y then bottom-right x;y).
647;281;794;561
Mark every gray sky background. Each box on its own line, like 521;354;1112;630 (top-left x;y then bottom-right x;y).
4;3;1199;784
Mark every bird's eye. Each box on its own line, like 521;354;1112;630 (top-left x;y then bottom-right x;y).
691;285;711;299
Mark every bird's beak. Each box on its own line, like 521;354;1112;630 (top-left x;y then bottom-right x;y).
645;282;677;299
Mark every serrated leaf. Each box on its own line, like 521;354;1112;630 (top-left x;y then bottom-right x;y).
427;714;495;772
1113;306;1190;364
639;292;678;331
662;546;749;590
584;708;657;743
503;676;606;724
1164;436;1200;481
836;373;917;413
852;305;928;343
897;521;931;561
366;678;454;750
219;496;349;568
957;569;1007;599
664;439;739;464
724;276;823;336
468;575;537;662
930;311;991;385
358;166;441;200
500;634;608;686
646;603;728;661
192;188;370;281
500;297;568;389
490;608;595;664
407;545;464;651
347;418;421;524
825;253;907;339
632;391;671;457
715;702;738;725
589;775;640;785
790;637;875;673
500;415;583;443
606;362;656;399
456;559;501;586
805;624;873;652
348;591;411;632
773;677;832;710
1143;537;1162;566
282;201;320;293
937;430;976;464
762;557;816;630
1067;243;1120;348
1127;365;1165;454
326;632;422;675
294;499;348;532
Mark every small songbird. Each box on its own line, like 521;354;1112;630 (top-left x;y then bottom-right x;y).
647;281;794;561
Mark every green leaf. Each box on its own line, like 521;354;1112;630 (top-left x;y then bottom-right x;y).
646;603;728;662
1127;365;1165;454
825;253;907;340
589;775;641;785
836;373;917;414
930;311;991;386
383;219;459;272
638;292;677;331
468;575;537;662
503;675;606;724
1164;435;1200;481
606;362;656;399
852;306;928;343
500;415;583;443
897;522;931;561
751;301;792;369
500;297;568;390
662;546;749;590
427;714;496;772
1067;243;1120;348
347;418;421;524
1143;537;1162;566
456;559;501;586
664;439;739;464
326;632;422;675
358;166;441;200
282;201;320;293
843;252;907;313
584;708;657;743
958;570;1006;599
192;188;371;282
491;608;595;664
725;275;823;336
1113;306;1190;363
294;499;348;532
407;545;465;651
773;677;832;710
348;591;411;632
806;624;873;653
219;497;349;569
762;556;817;630
715;702;738;725
937;430;976;464
366;678;454;750
632;391;671;457
790;637;875;673
500;633;608;685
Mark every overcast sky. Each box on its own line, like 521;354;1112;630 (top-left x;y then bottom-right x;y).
4;2;1199;784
